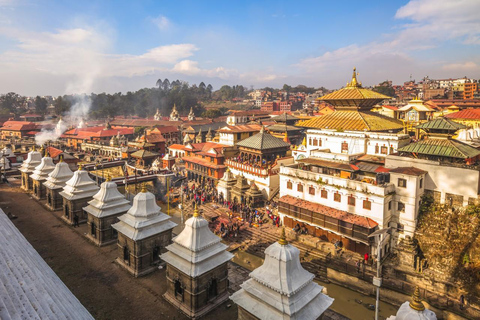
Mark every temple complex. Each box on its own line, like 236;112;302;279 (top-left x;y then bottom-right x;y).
161;205;233;319
267;112;303;145
112;185;177;277
59;165;99;225
19;146;42;191
83;176;131;246
44;157;74;211
230;229;334;320
386;287;437;320
30;150;55;200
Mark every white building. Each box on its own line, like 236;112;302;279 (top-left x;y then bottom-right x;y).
230;229;334;320
44;158;74;211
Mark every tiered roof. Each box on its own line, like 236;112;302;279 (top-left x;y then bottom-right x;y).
59;167;99;200
271;112;299;123
19;147;42;173
30;156;55;181
236;126;291;150
83;177;131;219
230;229;333;320
44;160;74;190
161;205;233;277
112;186;176;241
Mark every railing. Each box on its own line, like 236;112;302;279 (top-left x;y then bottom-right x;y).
225;160;270;177
280;166;395;196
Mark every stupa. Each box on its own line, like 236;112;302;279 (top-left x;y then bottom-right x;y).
112;185;177;277
230;228;334;320
30;150;55;200
161;204;233;319
216;168;236;202
44;157;74;211
19;146;42;191
59;165;99;225
83;176;131;246
386;286;437;320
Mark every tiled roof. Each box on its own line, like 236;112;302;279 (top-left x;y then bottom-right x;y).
416;117;466;131
182;156;226;169
266;124;302;132
271;113;299;122
0;120;37;131
445;109;480;120
279;195;378;229
145;134;166;143
236;127;291;150
168;144;186;151
62;126;134;139
389;167;427;176
297;110;404;132
151;126;179;133
398;138;480;159
130;150;160;158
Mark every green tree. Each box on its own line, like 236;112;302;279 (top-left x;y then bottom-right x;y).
0;92;26;115
202;109;222;119
373;86;395;97
34;96;48;115
54;96;70;115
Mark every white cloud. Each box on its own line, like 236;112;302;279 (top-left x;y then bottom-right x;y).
442;61;479;72
151;15;171;31
172;60;235;79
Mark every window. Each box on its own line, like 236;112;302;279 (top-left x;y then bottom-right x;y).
334;193;341;202
318;139;322;147
398;178;407;188
388;201;392;210
390;146;394;154
419;178;423;189
287;181;292;189
237;133;241;140
348;196;356;206
313;139;318;146
375;144;379;153
341;142;348;153
321;189;328;198
309;186;315;195
363;199;372;210
398;201;405;212
297;184;303;192
309;138;312;145
381;146;388;154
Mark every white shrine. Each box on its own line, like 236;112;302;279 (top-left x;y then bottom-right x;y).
387;287;437;320
112;185;177;277
44;157;74;211
30;152;55;200
230;228;334;320
59;165;99;225
19;146;42;191
83;176;131;246
161;204;233;319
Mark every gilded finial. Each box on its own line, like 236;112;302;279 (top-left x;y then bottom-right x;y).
302;136;307;147
347;67;361;87
32;145;36;151
278;227;288;245
59;154;64;162
78;163;83;170
193;203;200;217
141;183;147;193
409;286;425;311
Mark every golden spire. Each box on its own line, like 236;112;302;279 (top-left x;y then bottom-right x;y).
40;145;45;156
193;203;200;217
32;145;36;151
347;67;361;87
302;137;307;147
409;286;425;311
141;183;147;193
78;163;83;170
278;227;288;245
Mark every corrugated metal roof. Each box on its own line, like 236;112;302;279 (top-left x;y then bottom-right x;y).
297;110;404;132
398;138;480;159
0;209;94;320
416;117;466;131
271;113;299;122
445;109;480;120
236;128;291;150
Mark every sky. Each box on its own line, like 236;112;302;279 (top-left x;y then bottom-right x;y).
0;0;479;96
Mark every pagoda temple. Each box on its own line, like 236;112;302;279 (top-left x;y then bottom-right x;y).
112;185;177;277
30;150;55;200
230;229;334;320
161;204;233;319
59;165;99;225
19;146;42;191
44;157;74;211
83;176;131;246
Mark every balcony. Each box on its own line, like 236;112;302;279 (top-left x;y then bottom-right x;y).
280;166;395;196
225;159;270;177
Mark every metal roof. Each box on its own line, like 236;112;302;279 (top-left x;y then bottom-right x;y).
398;138;480;159
271;113;299;122
236;127;291;150
416;117;466;131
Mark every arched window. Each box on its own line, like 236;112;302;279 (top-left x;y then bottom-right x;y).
297;184;303;192
175;280;184;301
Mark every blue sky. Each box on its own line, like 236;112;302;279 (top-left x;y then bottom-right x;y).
0;0;479;96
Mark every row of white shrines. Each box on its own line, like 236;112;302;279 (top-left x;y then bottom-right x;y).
17;147;435;320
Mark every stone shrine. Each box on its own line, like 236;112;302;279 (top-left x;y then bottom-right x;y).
112;185;177;277
44;157;74;211
19;146;42;191
59;165;99;225
230;228;334;320
30;152;55;200
83;176;131;246
161;204;233;319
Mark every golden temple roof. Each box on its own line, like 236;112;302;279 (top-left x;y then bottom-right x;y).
297;110;404;132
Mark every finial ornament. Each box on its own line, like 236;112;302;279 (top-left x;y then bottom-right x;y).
347;67;361;87
32;145;36;151
59;154;64;162
409;286;425;311
78;163;83;170
141;183;147;193
193;203;200;217
278;227;288;245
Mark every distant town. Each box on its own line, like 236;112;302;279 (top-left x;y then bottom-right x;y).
1;69;479;320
